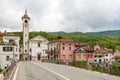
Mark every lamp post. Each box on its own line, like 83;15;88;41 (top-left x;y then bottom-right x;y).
73;51;76;65
86;50;88;65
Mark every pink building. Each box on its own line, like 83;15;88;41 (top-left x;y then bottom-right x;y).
47;39;75;62
74;44;95;65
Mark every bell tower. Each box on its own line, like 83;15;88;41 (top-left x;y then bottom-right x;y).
22;9;30;60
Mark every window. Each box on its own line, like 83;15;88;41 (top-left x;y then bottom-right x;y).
106;54;108;56
99;56;101;58
25;34;27;37
94;60;97;62
99;59;102;62
69;55;72;59
25;20;28;23
3;47;13;51
6;56;10;61
112;53;114;55
30;48;32;52
25;24;27;27
25;50;27;52
38;43;40;47
87;54;89;58
25;42;27;44
15;54;17;57
63;46;65;50
62;55;66;59
91;55;92;58
78;55;81;59
9;39;14;43
69;47;71;50
106;59;108;61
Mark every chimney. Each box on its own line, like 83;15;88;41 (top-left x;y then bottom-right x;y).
4;30;7;35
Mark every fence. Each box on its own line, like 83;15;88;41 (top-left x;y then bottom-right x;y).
1;61;17;80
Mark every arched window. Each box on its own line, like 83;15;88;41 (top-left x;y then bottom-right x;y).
38;43;40;47
30;48;32;52
25;20;28;23
63;46;65;50
6;56;9;61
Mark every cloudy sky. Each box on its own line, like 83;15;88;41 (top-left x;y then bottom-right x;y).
0;0;120;32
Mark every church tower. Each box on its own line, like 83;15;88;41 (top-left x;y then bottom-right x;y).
22;9;30;60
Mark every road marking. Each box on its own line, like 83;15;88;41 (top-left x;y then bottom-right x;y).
13;62;20;80
32;62;70;80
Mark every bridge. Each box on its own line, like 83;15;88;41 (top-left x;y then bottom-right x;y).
1;61;120;80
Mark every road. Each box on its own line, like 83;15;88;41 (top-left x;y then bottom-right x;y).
14;61;120;80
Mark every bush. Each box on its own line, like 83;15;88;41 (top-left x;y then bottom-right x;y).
111;63;120;76
19;53;24;61
73;61;87;69
0;68;3;73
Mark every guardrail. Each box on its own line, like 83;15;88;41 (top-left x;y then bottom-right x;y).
1;61;18;80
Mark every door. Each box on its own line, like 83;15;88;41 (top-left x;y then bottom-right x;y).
30;55;32;60
37;54;41;60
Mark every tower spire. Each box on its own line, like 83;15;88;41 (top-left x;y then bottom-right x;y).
22;9;30;20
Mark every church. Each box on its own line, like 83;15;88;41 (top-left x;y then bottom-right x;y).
22;10;49;61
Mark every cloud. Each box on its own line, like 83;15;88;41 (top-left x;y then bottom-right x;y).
0;0;120;32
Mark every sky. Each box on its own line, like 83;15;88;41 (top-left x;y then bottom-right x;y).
0;0;120;32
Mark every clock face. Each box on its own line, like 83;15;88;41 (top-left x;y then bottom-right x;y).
25;24;27;27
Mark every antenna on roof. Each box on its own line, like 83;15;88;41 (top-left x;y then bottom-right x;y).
25;7;27;14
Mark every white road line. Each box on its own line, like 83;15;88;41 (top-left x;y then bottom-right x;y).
32;62;70;80
13;62;20;80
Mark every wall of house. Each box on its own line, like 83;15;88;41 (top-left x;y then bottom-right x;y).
2;36;20;60
29;41;48;60
103;53;114;64
94;52;104;64
75;53;86;61
60;43;75;61
87;53;94;64
0;45;15;69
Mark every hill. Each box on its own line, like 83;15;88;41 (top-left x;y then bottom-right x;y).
13;30;120;50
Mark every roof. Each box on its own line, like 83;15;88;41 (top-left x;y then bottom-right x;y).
22;10;30;20
2;33;19;37
49;39;74;44
95;48;113;54
29;35;48;42
75;44;94;51
0;31;19;37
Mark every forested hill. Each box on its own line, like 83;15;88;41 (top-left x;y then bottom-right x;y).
13;30;120;50
87;30;120;37
51;30;120;37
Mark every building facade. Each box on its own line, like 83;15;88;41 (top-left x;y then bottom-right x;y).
47;39;75;62
29;35;49;60
74;44;95;65
0;32;20;69
94;48;115;66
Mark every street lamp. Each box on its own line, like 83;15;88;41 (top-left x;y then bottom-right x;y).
73;51;76;65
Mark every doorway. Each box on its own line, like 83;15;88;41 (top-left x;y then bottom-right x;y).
37;54;41;60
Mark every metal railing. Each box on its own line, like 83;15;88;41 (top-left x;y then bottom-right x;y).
1;60;17;80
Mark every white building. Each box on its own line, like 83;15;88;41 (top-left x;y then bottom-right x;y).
29;35;49;60
2;34;20;59
94;48;115;66
0;32;20;69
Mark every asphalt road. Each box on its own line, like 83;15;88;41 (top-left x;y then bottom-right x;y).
14;61;120;80
15;61;65;80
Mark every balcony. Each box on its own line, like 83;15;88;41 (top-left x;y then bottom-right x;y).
46;49;60;54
